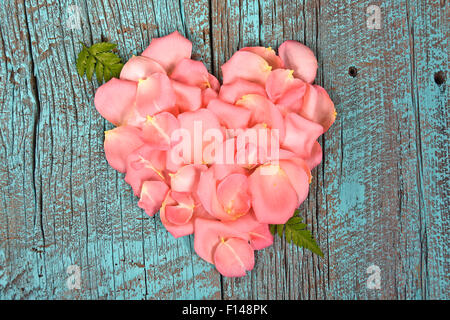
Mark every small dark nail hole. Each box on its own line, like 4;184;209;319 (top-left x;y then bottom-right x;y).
434;71;446;85
349;66;358;77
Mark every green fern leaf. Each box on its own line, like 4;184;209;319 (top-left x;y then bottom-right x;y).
85;55;95;81
97;52;121;65
95;62;103;85
269;224;276;235
76;48;89;77
291;229;324;257
270;213;324;257
276;224;284;238
76;42;123;84
109;62;124;78
90;42;117;55
103;66;112;82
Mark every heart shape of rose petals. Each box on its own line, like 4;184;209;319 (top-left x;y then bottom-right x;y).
94;31;336;277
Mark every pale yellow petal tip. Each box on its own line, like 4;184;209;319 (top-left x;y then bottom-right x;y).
220;237;226;243
146;115;154;123
264;64;272;72
140;184;148;196
309;176;313;184
288;69;294;79
104;130;113;138
236;94;250;105
263;163;283;176
138;78;147;85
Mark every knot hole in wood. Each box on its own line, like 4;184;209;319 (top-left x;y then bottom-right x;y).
434;71;446;85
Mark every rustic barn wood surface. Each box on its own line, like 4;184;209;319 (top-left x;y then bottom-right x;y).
0;0;448;300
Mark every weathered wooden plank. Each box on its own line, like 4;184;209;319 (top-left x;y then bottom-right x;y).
319;0;417;299
406;0;448;299
319;0;448;299
0;0;47;299
0;0;220;299
211;0;448;300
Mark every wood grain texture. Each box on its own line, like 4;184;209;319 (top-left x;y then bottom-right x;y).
0;0;448;300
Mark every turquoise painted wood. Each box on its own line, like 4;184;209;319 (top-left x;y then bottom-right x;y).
0;0;447;299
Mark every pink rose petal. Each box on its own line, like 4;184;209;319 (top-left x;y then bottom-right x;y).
214;237;255;277
221;51;272;85
278;40;318;83
120;55;166;81
216;173;251;218
172;80;202;112
248;163;298;224
202;87;219;107
279;158;311;206
194;218;249;264
95;78;137;126
125;145;166;196
219;79;266;104
104;126;144;173
141;111;179;150
171;58;210;88
282;112;323;159
136;73;176;116
138;180;169;216
305;141;323;170
241;46;283;69
170;164;206;193
207;98;252;129
142;31;192;73
299;84;336;133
